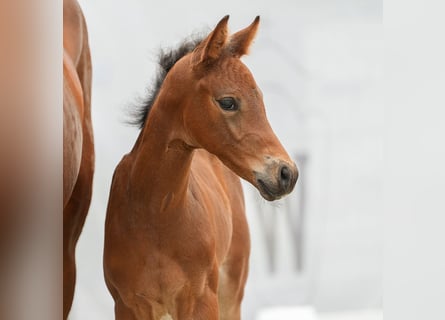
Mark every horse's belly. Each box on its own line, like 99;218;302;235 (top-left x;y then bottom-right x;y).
63;79;83;205
63;50;85;206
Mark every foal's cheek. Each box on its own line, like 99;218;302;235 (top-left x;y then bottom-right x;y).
225;114;244;140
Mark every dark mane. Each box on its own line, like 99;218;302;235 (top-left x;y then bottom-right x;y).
129;35;205;129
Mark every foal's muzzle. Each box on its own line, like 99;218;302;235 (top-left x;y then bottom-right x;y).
255;160;298;201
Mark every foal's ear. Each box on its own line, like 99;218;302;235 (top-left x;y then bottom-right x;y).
228;16;260;57
193;15;229;67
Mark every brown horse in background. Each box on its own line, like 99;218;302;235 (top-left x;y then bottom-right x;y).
63;0;94;318
104;16;297;320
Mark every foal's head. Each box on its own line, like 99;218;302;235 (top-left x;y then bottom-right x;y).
160;16;298;200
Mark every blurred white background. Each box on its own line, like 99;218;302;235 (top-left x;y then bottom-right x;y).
71;0;382;319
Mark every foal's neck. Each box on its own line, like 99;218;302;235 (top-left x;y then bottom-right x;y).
129;92;194;214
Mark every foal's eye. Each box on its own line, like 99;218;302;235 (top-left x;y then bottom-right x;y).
217;97;239;111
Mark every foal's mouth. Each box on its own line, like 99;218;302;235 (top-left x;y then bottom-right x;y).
257;178;283;201
254;161;298;201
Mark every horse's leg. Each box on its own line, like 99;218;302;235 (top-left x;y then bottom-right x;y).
63;237;76;320
63;172;93;318
218;208;251;320
63;208;85;318
63;107;93;318
63;127;94;319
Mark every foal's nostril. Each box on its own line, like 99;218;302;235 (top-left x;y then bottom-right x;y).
279;165;292;190
280;166;290;182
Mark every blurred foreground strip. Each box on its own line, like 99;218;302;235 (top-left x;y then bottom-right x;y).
0;0;61;319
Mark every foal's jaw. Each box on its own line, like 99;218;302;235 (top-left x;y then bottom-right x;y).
253;157;298;201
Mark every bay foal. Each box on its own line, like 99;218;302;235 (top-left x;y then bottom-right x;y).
104;16;297;320
63;0;94;318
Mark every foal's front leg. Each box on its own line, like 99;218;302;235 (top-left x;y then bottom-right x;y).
190;287;219;320
115;298;138;320
177;264;220;320
217;203;251;320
